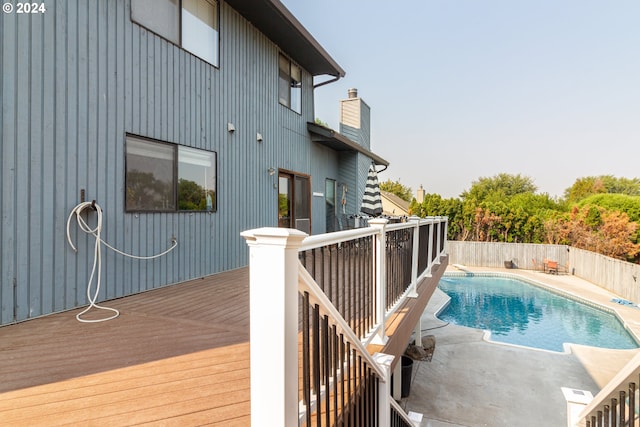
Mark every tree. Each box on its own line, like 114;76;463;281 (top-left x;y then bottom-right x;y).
551;205;640;261
563;176;607;203
380;179;412;202
578;193;640;223
563;175;640;203
460;173;537;202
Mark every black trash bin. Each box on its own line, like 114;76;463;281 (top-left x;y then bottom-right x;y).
401;356;413;398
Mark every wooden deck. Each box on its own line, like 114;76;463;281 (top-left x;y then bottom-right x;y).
0;256;448;426
0;267;251;426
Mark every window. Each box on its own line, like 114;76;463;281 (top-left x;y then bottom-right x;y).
131;0;219;67
126;135;217;212
278;54;302;113
325;179;336;232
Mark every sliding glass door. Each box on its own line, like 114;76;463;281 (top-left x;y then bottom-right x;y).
278;171;310;233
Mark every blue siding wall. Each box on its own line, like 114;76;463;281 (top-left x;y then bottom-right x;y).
0;0;330;324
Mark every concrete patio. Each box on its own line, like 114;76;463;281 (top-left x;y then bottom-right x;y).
401;267;640;427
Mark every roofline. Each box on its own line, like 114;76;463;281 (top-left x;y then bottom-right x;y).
225;0;345;78
307;122;390;167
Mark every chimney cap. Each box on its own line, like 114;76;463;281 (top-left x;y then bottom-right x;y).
347;88;358;99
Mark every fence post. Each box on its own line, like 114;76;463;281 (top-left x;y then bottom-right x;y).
241;227;308;427
374;352;395;424
369;218;389;346
408;216;421;298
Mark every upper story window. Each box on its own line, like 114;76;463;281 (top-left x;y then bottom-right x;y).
131;0;219;67
125;135;217;212
278;54;302;113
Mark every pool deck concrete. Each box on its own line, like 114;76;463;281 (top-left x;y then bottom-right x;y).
401;265;640;427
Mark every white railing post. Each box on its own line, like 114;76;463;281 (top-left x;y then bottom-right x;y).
434;217;442;264
408;216;420;298
241;227;308;427
369;218;389;346
373;352;394;424
443;217;449;254
426;217;434;274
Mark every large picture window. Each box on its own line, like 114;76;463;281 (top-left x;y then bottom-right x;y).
278;54;302;113
131;0;219;67
126;135;217;212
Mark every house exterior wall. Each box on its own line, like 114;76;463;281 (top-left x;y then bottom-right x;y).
0;0;345;324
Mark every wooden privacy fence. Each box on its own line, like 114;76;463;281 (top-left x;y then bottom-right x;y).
447;241;569;270
569;247;640;306
448;241;640;303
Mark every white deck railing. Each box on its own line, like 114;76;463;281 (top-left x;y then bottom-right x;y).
578;351;640;426
242;216;448;426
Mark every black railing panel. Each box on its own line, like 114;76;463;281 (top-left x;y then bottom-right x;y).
390;405;413;427
385;228;413;309
299;291;381;427
417;223;431;276
300;237;376;341
431;224;439;263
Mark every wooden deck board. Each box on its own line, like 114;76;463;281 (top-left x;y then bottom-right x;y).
0;267;251;426
1;256;447;425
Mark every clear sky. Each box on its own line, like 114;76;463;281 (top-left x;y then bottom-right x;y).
281;0;640;199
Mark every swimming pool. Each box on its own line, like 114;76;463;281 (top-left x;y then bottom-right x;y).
437;274;639;352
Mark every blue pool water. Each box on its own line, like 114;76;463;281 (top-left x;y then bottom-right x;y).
437;275;639;352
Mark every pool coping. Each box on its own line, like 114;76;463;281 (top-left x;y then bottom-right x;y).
435;268;640;355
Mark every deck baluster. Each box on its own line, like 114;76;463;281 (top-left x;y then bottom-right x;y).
630;382;636;427
611;398;617;426
302;293;312;426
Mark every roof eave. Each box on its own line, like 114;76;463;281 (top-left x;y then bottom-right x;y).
224;0;345;78
307;122;390;167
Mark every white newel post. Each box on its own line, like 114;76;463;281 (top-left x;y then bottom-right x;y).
434;217;442;264
408;216;420;298
374;352;395;423
426;217;434;274
443;217;449;253
369;218;389;346
241;227;308;427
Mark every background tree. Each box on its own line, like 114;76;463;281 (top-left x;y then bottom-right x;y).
380;179;412;202
408;172;640;262
563;175;640;203
460;173;537;202
551;205;640;261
